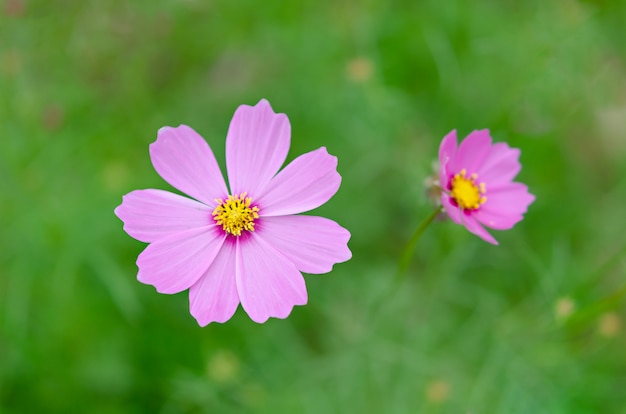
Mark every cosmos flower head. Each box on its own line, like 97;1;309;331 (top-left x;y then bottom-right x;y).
115;99;351;325
438;129;535;245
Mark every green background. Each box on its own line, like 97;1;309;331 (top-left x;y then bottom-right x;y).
2;0;625;412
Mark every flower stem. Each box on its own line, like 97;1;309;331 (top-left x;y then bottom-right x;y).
367;207;443;323
397;207;442;280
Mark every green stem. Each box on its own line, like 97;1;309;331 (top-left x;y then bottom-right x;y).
368;207;443;322
397;207;442;281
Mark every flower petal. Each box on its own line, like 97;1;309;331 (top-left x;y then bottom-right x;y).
256;147;341;216
150;125;228;206
115;189;213;243
442;196;498;244
236;234;307;323
226;99;291;197
481;183;535;217
451;129;492;175
258;215;351;274
189;240;239;326
474;209;524;230
137;227;226;294
462;214;499;245
438;130;457;187
441;194;462;224
477;143;521;188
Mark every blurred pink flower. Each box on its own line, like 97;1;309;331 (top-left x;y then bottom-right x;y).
115;99;351;325
438;129;535;245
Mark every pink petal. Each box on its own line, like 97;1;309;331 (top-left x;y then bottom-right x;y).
137;226;226;294
115;189;213;243
236;234;307;323
438;130;457;187
225;99;291;197
256;147;341;216
481;183;535;217
189;240;240;326
150;125;228;206
462;214;498;245
451;129;492;175
442;196;499;244
477;143;521;187
474;209;524;230
441;194;462;224
257;215;351;274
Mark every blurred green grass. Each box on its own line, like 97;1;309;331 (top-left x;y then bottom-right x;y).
2;0;626;412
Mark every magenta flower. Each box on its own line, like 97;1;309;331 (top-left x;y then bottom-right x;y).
438;129;535;245
115;99;351;325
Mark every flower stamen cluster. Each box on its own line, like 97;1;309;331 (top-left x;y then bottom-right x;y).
450;169;486;210
212;192;259;236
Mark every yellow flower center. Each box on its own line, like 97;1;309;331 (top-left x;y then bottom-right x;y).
212;193;259;236
450;169;487;210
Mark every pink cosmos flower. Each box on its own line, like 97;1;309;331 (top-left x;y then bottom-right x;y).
115;99;351;325
438;129;535;245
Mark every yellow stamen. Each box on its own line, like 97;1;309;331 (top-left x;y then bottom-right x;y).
212;192;259;236
450;169;487;210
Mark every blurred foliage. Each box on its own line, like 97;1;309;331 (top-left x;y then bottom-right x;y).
2;0;626;413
